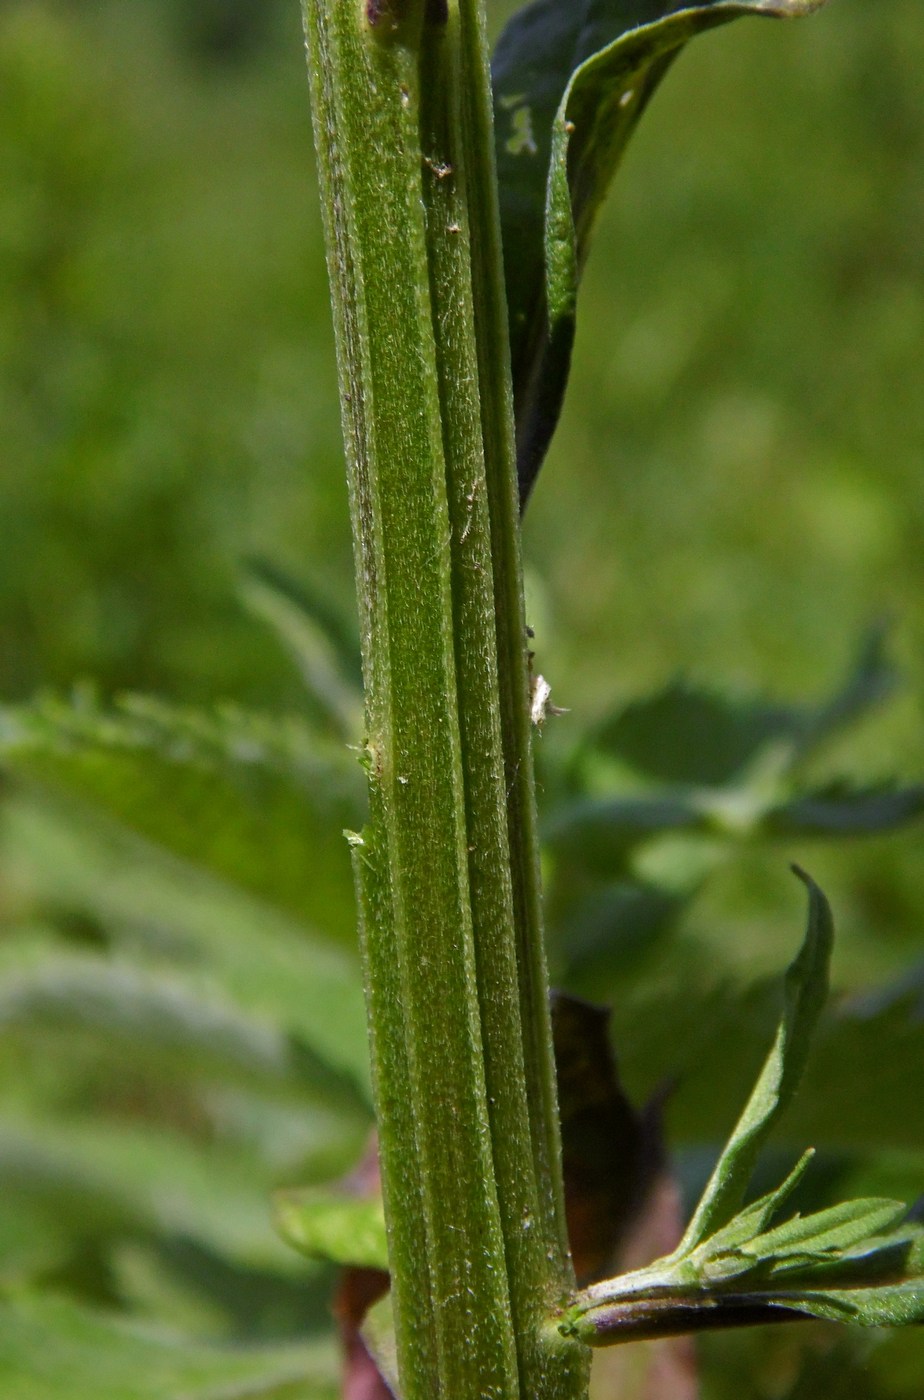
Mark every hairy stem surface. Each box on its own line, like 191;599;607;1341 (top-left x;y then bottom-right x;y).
300;0;588;1396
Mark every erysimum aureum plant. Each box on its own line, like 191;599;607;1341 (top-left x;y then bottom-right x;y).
1;4;923;1400
289;0;924;1396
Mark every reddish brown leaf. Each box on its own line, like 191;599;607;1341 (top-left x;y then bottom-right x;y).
552;991;667;1285
552;992;700;1399
336;1264;392;1400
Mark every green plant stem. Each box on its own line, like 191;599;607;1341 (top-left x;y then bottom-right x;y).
300;0;587;1396
456;0;572;1259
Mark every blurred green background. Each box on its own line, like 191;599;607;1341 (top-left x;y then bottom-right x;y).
2;0;922;712
1;0;924;1395
4;0;924;971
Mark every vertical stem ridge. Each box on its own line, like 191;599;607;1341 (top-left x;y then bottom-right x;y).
301;0;587;1395
303;4;520;1393
351;832;438;1389
455;0;576;1279
418;9;549;1391
417;9;585;1397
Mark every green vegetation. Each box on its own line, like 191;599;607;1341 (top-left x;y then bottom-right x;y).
2;0;924;1395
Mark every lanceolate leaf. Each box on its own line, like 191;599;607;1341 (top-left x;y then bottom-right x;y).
569;1167;924;1344
678;868;833;1251
693;1197;917;1287
0;1293;339;1400
0;1118;313;1277
0;957;370;1117
735;1197;907;1263
695;1149;815;1257
0;695;364;943
492;0;831;502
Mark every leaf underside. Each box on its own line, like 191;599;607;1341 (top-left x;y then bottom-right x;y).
492;0;830;504
0;694;364;943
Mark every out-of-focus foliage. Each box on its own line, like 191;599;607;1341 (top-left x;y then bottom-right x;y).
0;1293;339;1399
0;0;346;707
2;0;924;1396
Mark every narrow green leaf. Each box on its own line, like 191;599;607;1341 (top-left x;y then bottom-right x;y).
565;904;924;1348
0;1293;338;1400
782;1228;924;1286
492;0;830;499
694;1149;815;1257
677;868;833;1251
740;1199;910;1261
0;1115;325;1277
274;1185;388;1271
0;957;370;1116
753;1280;924;1329
0;695;364;943
3;796;370;1094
